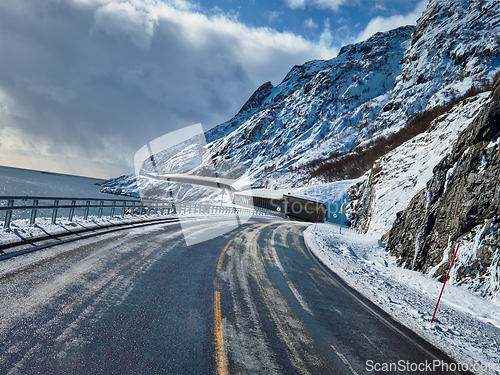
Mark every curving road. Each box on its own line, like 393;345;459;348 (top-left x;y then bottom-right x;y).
0;218;471;374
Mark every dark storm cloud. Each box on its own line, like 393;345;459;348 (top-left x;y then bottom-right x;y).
0;0;336;177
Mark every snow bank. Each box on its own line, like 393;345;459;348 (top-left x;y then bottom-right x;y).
305;223;500;374
0;214;175;246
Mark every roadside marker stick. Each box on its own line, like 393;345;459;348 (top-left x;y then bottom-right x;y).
431;242;460;324
314;210;321;231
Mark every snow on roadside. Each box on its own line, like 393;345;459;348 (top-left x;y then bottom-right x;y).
0;214;175;246
304;223;500;375
0;211;280;247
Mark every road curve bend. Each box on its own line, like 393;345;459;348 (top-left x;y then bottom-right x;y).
0;218;470;374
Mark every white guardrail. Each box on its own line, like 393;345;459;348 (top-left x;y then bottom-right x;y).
0;196;286;230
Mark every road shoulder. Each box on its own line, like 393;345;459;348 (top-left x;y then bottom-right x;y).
304;223;500;375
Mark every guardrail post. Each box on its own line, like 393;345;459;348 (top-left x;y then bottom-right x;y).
111;201;116;218
51;200;59;225
84;200;90;220
68;200;76;221
98;201;104;218
30;199;38;226
4;199;14;230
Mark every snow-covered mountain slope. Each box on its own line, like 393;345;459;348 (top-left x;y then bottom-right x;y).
102;0;500;200
202;25;414;187
348;92;491;237
379;0;500;120
196;0;500;188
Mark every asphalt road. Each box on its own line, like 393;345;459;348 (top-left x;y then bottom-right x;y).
0;218;471;374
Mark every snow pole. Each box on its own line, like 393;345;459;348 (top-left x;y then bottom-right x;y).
431;242;460;324
314;209;321;231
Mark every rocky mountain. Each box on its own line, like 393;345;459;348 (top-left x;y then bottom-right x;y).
385;77;500;301
198;0;500;188
203;25;415;187
102;0;500;206
347;91;491;237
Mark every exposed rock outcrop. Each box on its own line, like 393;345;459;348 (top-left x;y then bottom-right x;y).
347;92;491;237
386;77;500;298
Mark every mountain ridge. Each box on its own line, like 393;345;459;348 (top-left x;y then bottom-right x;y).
196;0;500;189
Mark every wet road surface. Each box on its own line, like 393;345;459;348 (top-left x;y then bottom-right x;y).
0;218;470;374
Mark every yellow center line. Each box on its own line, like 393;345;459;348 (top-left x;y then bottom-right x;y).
217;239;233;270
214;291;228;375
214;224;263;374
217;225;255;270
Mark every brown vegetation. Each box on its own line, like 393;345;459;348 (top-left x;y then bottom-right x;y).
299;75;500;182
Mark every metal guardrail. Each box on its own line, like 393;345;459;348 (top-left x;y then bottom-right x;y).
0;196;284;230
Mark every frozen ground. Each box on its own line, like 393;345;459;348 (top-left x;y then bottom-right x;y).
0;212;264;247
305;223;500;375
359;92;491;237
0;209;280;248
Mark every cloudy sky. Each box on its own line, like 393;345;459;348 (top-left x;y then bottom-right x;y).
0;0;428;179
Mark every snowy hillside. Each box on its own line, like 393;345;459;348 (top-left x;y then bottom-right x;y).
203;25;415;187
102;0;500;202
387;76;500;303
194;0;500;188
378;0;500;122
349;92;491;237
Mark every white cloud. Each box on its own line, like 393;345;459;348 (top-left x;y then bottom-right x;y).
92;1;338;81
284;0;347;11
371;3;387;13
319;19;333;50
313;0;347;11
93;1;158;48
304;18;318;29
285;0;307;9
266;11;282;24
354;0;428;43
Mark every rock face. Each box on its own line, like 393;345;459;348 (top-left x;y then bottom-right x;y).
347;92;491;237
386;77;500;297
